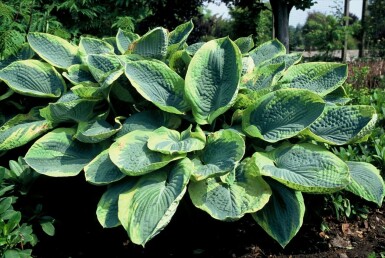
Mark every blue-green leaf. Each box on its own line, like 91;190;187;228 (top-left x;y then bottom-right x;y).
25;128;105;177
185;37;242;124
125;60;190;114
118;158;191;246
252;179;305;248
0;60;66;98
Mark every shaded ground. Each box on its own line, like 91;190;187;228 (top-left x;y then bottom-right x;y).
30;175;385;258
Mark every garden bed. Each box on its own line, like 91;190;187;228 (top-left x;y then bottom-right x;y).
31;175;385;258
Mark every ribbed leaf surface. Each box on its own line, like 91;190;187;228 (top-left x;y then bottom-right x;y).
125;60;189;114
115;110;181;139
0;60;66;98
185;37;242;124
131;27;168;59
25;128;104;176
248;39;286;66
191;129;245;181
118;158;191;246
116;29;139;54
242;89;325;142
276;62;347;96
27;32;81;69
306;105;377;145
346;161;385;206
147;125;205;155
79;37;114;55
189;159;271;221
250;143;351;193
109;130;185;176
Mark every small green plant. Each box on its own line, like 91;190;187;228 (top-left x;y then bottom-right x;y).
0;21;383;249
0;158;55;257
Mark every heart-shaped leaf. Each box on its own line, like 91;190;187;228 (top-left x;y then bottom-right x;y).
118;158;192;246
185;37;242;124
189;159;271;221
75;117;123;143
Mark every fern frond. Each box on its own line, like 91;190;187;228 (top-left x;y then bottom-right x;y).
112;16;135;32
0;2;16;24
0;30;25;59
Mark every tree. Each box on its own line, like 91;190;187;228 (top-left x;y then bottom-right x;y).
365;0;385;57
220;0;316;51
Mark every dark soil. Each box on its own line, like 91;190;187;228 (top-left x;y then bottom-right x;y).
30;175;385;258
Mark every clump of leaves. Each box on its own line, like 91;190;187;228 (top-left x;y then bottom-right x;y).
0;158;55;258
0;20;383;248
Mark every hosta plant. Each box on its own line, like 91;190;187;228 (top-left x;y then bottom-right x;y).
0;20;384;248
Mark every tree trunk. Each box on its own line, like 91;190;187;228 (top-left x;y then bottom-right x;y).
270;0;293;53
359;0;368;58
342;0;350;61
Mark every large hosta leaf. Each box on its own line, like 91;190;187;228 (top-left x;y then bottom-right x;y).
27;32;81;69
305;105;377;145
62;64;98;85
25;128;105;177
241;63;285;91
125;60;189;114
276;62;347;96
147;125;205;155
0;60;66;98
242;89;325;142
75;117;123;143
0;108;54;151
189;159;271;221
168;20;194;51
252;179;305;248
346;161;385;206
260;52;302;70
116;29;140;54
248;39;286;66
118;158;192;246
192;129;245;181
79;37;114;55
109;130;185;176
40;92;99;123
131;27;168;60
185;37;242;124
234;36;254;54
97;178;138;228
86;54;122;84
85;149;126;185
250;143;351;193
115;110;181;138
